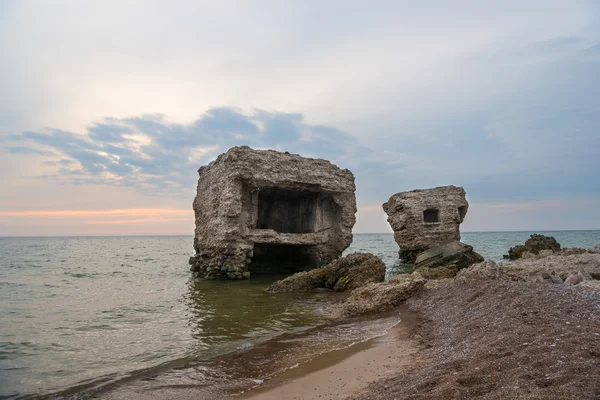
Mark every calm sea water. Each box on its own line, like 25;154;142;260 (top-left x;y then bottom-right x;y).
1;231;599;399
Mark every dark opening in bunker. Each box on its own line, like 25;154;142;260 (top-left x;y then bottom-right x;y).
423;208;440;223
249;244;317;274
457;206;468;222
256;188;318;233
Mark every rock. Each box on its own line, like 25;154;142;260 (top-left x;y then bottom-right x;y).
191;146;357;279
415;265;459;279
457;252;600;283
334;273;427;317
382;186;470;263
561;248;588;256
590;244;600;254
565;269;593;286
576;280;600;292
268;253;385;293
267;268;329;293
414;241;484;271
325;253;387;292
565;273;583;286
530;271;563;284
506;234;561;260
456;259;504;282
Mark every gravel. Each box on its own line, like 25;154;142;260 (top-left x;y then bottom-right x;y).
350;280;600;399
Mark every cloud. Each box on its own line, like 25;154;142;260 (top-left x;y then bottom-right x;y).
3;108;362;197
6;146;56;156
1;1;600;233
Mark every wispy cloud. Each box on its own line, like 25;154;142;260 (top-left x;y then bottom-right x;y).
3;108;363;198
1;2;600;233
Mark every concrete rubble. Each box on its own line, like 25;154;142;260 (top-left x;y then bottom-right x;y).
267;252;386;293
382;185;482;273
456;249;600;288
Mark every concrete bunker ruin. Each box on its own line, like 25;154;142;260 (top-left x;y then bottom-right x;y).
382;185;470;263
189;146;356;279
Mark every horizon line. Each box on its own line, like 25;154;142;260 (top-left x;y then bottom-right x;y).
1;229;600;238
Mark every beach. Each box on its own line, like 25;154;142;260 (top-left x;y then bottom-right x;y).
238;305;423;400
235;279;600;400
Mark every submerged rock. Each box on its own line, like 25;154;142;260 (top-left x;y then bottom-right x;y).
268;253;386;293
382;185;470;263
334;273;427;317
190;146;357;279
506;234;561;260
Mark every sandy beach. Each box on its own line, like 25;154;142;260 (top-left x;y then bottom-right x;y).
231;279;600;400
237;306;424;400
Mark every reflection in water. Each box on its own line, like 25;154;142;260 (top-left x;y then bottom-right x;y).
183;275;326;352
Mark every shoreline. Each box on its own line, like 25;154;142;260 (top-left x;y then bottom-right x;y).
228;279;600;400
235;305;424;400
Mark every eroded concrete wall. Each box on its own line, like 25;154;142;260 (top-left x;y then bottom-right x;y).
190;146;357;279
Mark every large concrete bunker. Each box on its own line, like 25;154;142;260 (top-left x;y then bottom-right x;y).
189;146;356;279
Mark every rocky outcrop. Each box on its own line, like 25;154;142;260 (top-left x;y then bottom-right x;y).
190;146;357;279
382;186;470;263
333;273;427;317
414;241;484;277
415;265;459;279
456;250;600;284
505;234;561;260
268;253;386;293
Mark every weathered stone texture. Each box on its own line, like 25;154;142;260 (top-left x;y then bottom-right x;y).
414;241;484;272
190;146;357;279
456;251;600;284
332;273;427;317
267;252;386;293
382;185;469;263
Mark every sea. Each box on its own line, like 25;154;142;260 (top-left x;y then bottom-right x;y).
1;231;599;399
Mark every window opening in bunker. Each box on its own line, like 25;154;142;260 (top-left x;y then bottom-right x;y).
255;189;317;233
423;208;440;223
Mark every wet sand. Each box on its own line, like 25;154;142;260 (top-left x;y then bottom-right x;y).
236;306;424;400
236;280;600;400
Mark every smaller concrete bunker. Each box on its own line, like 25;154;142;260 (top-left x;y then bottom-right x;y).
190;146;357;279
383;185;469;263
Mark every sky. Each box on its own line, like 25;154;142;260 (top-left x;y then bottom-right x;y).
1;0;599;236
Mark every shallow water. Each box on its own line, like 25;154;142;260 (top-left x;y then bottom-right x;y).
1;231;599;399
